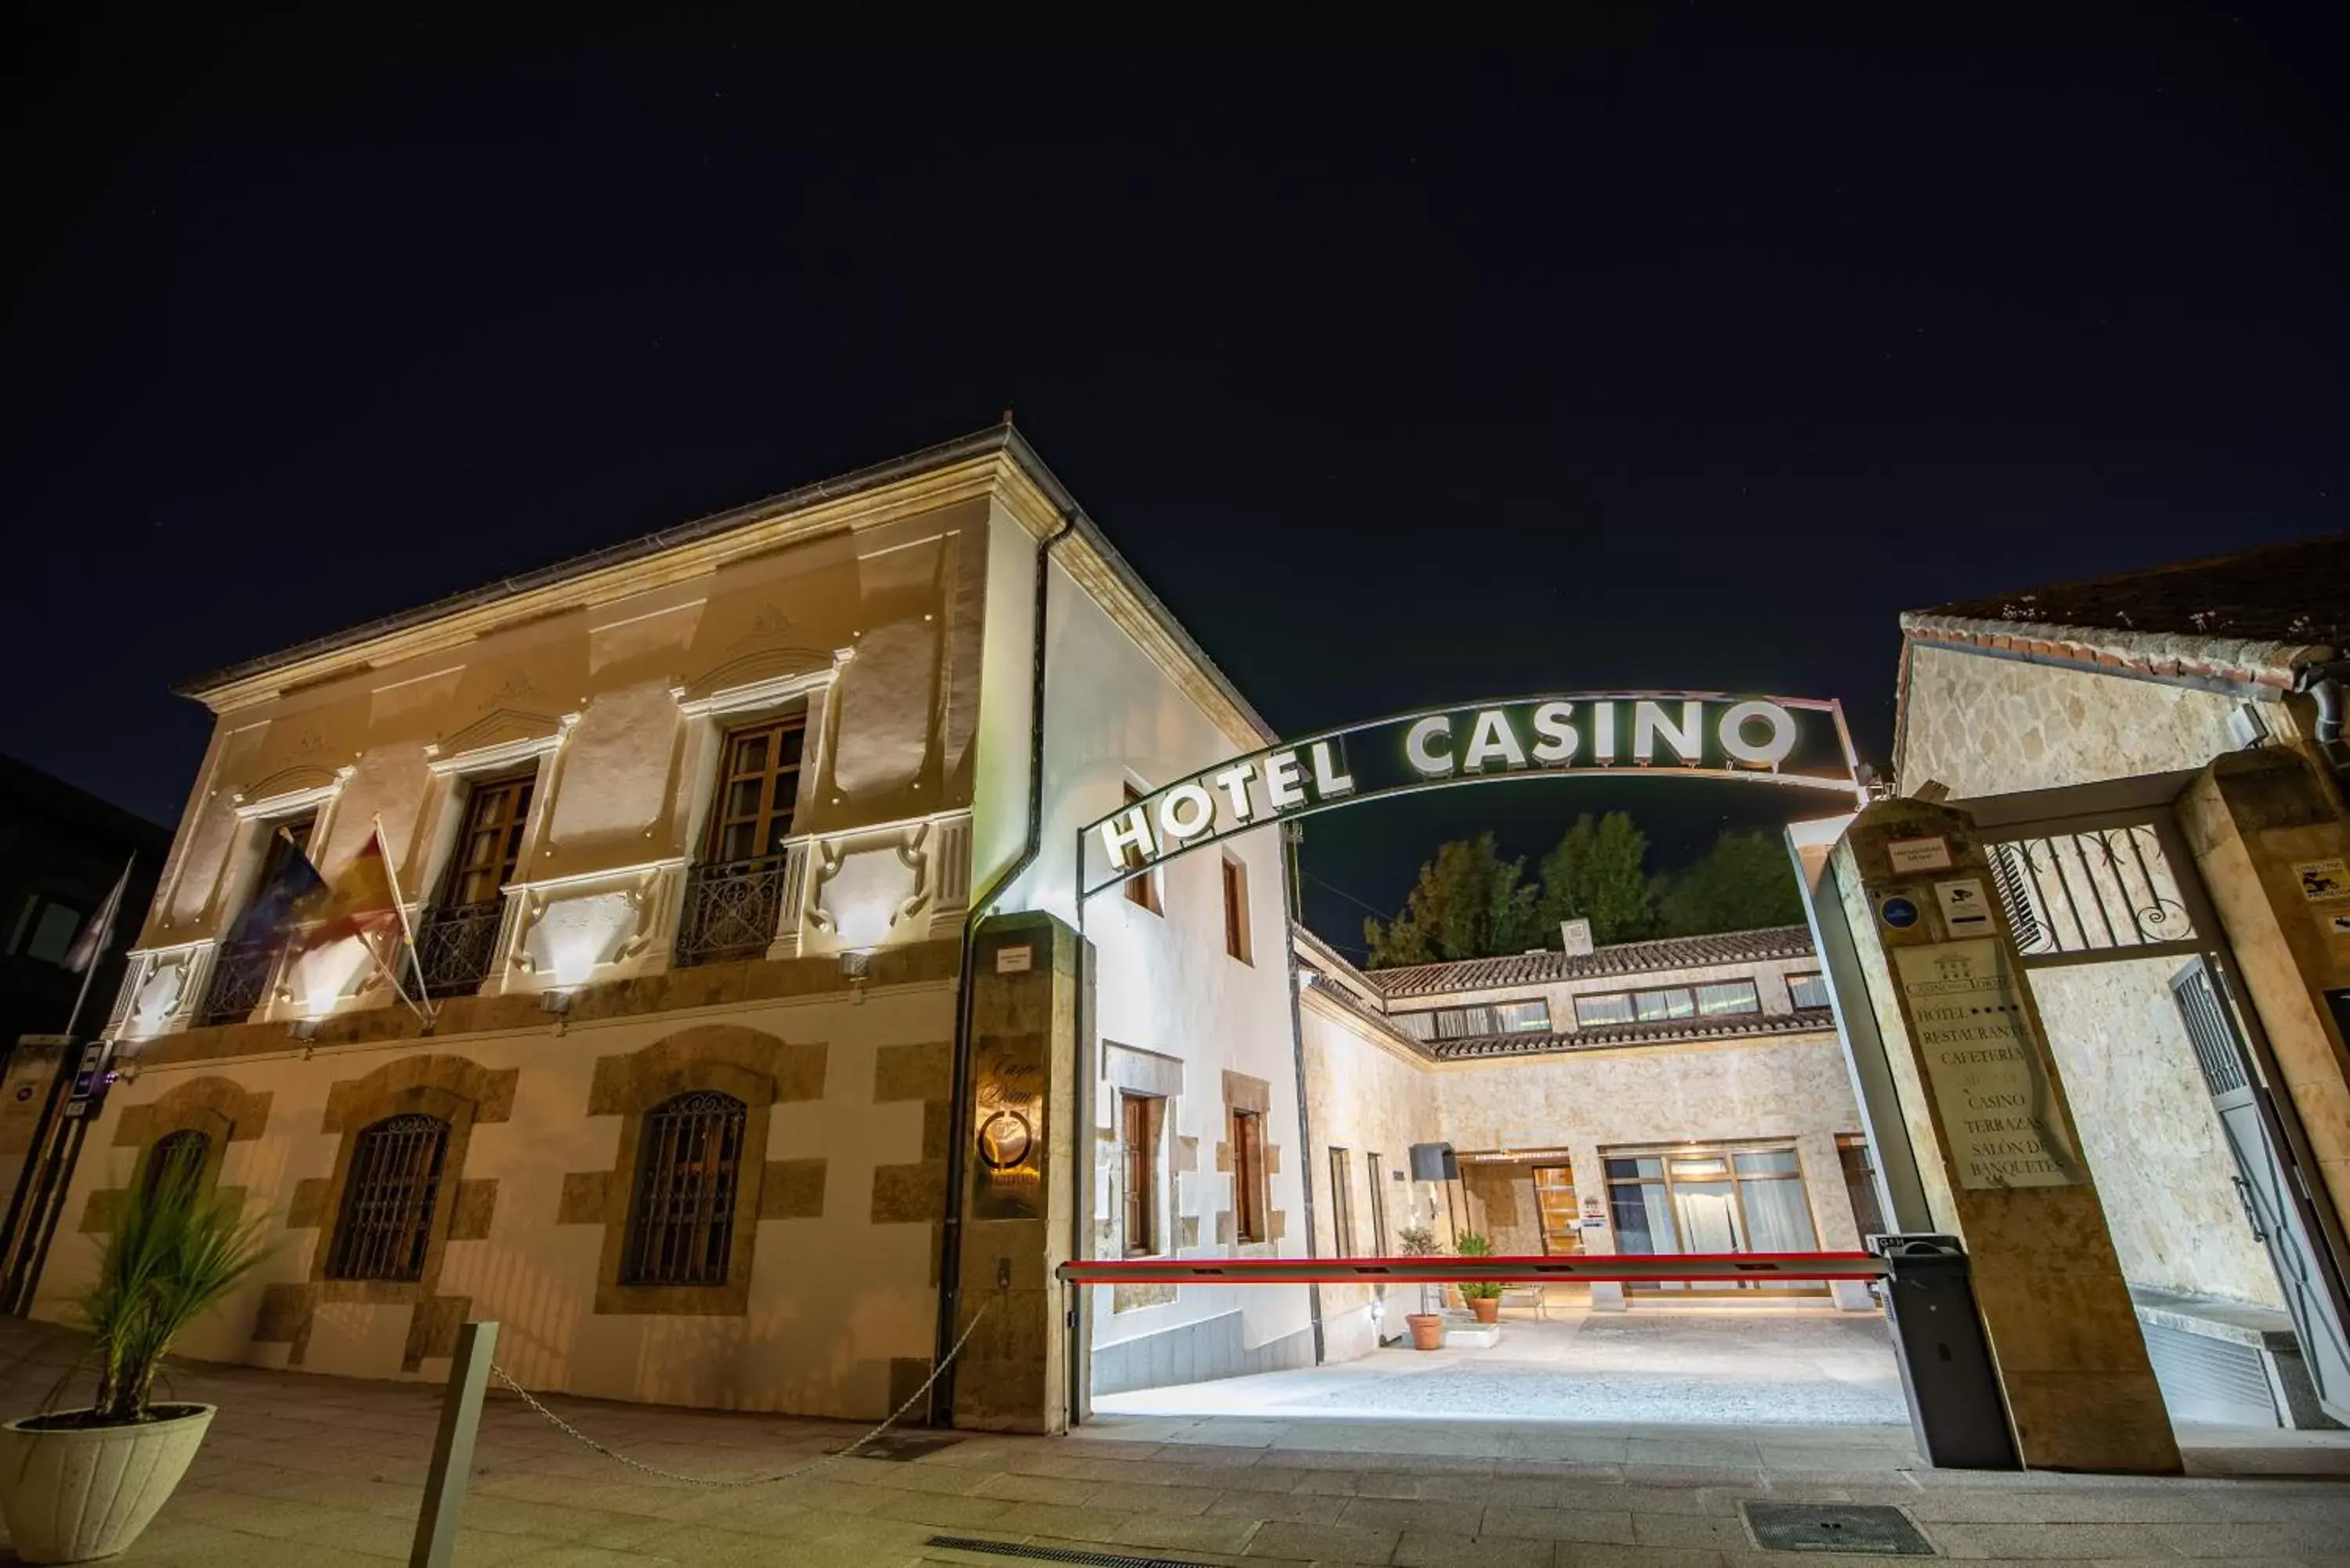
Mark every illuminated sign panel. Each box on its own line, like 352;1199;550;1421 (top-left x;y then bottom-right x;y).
1079;692;1861;898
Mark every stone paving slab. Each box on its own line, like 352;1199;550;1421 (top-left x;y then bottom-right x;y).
2;1318;2349;1566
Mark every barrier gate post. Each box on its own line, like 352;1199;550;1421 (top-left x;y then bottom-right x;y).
1871;1235;2019;1470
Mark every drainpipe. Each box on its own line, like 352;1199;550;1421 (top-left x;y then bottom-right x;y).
928;508;1076;1426
1281;820;1325;1366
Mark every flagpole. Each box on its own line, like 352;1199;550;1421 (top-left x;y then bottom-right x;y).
62;853;135;1042
374;815;438;1022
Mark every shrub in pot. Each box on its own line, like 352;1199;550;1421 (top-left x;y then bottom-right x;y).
1397;1226;1446;1349
0;1163;273;1563
1455;1231;1504;1324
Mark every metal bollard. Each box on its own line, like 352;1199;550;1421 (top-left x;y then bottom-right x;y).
410;1320;499;1568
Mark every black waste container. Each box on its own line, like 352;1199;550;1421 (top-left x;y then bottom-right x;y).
1868;1234;2020;1470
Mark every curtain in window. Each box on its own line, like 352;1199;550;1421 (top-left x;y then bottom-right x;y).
1736;1152;1820;1253
1606;1158;1677;1253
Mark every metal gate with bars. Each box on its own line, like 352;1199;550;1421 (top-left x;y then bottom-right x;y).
1969;783;2350;1428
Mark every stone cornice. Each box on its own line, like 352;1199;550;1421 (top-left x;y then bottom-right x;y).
182;427;1282;757
186;453;1010;714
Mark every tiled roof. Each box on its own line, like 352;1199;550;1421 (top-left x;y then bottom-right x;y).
1302;973;1838;1063
1364;925;1816;1000
1422;1006;1838;1061
1301;976;1441;1056
1900;533;2348;692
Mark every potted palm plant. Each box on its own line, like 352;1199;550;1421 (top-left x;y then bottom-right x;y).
0;1163;273;1563
1397;1226;1447;1350
1455;1231;1504;1324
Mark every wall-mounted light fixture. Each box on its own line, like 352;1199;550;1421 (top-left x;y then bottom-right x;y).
541;988;575;1016
838;949;873;980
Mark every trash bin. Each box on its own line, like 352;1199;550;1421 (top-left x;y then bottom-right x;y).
1868;1234;2020;1470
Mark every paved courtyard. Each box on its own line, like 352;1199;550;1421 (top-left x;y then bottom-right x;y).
1097;1309;1911;1427
3;1316;2349;1566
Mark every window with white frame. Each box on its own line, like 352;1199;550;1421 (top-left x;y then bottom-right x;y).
1392;998;1552;1040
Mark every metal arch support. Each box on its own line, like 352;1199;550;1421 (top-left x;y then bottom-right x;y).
1079;692;1865;899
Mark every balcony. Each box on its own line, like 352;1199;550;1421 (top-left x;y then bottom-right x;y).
414;901;507;999
674;853;793;968
199;940;278;1025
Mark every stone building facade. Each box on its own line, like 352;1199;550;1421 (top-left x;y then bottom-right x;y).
1295;924;1877;1366
32;426;1304;1425
1888;535;2350;1430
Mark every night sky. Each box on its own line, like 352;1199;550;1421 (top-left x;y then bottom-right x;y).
5;16;2342;958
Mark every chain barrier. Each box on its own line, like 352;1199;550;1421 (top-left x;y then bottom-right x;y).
485;1298;992;1489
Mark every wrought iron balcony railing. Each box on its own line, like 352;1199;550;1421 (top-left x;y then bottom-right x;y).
675;852;790;969
415;901;507;999
200;940;279;1025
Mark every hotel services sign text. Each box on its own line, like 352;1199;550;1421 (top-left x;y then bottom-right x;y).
1895;939;2081;1190
1080;692;1862;898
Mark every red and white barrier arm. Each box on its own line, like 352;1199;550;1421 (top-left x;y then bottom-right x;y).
1056;1252;1889;1286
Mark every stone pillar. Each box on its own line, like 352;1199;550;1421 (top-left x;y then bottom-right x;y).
2179;750;2350;1268
1831;800;2179;1473
1564;1136;1622;1311
945;912;1079;1434
1795;1129;1876;1312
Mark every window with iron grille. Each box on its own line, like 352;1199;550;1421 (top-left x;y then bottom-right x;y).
675;718;807;968
417;775;535;997
624;1092;748;1287
327;1114;450;1283
142;1129;211;1200
203;815;315;1024
1788;971;1831;1010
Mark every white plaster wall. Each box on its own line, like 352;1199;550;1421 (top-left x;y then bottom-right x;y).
2027;959;2283;1306
967;506;1042;894
997;558;1310;1364
1298;996;1445;1361
36;985;956;1419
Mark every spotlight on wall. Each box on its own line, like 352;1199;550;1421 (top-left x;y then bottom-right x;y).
540;988;575;1016
838;949;873;980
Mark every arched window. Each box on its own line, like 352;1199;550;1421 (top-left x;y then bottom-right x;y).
142;1129;212;1201
625;1092;747;1287
327;1114;450;1282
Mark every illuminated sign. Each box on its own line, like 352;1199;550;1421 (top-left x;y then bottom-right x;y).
1080;692;1861;898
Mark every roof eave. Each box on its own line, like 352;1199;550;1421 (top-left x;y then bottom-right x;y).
170;425;1280;746
1898;611;2331;697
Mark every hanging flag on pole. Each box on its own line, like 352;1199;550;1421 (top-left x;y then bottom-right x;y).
226;829;327;952
299;827;436;1024
308;830;403;947
62;857;132;976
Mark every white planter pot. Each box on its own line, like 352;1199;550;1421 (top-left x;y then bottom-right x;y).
0;1404;214;1563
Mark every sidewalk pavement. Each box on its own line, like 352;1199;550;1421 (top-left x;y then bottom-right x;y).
3;1317;2348;1566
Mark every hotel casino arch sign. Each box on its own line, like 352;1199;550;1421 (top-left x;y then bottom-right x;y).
1080;692;1865;898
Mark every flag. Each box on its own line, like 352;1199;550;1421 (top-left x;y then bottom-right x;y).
62;857;132;975
225;829;327;950
308;830;404;947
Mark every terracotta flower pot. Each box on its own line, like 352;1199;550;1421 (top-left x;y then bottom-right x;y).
1470;1296;1500;1325
0;1404;215;1563
1406;1313;1445;1350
